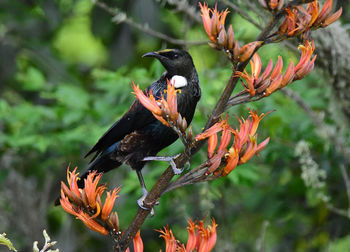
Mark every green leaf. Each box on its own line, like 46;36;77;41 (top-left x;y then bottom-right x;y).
16;66;45;91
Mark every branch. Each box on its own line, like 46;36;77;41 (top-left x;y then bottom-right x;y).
158;0;202;23
94;0;206;46
221;0;263;29
326;203;350;219
340;164;350;205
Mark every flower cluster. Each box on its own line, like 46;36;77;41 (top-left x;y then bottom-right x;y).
259;0;284;11
235;40;316;97
132;79;192;140
60;167;120;235
157;218;217;252
196;109;270;177
199;3;262;62
279;0;342;38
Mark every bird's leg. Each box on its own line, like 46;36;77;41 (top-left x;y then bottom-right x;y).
143;154;187;174
136;170;158;216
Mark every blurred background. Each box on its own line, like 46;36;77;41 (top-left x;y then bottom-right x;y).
1;0;350;251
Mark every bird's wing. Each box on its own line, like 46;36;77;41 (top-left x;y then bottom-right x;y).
85;81;165;162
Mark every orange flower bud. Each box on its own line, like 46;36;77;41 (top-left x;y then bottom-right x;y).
270;56;283;80
227;25;235;51
265;72;283;96
280;61;295;88
207;133;218;158
218;28;228;47
314;0;333;26
256;137;270;154
322;7;342;27
258;59;273;82
206;150;226;175
233;40;241;59
238;41;263;62
108;212;119;231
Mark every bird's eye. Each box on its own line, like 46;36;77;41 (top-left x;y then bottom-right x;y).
173;54;179;59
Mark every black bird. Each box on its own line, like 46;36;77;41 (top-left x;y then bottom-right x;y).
79;49;201;208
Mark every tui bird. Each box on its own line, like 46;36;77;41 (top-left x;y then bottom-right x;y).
78;49;201;208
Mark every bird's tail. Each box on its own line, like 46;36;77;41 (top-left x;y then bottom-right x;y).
54;155;122;206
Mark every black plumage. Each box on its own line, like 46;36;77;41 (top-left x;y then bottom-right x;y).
79;49;201;189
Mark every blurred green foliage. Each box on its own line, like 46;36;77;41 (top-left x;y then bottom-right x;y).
1;0;349;251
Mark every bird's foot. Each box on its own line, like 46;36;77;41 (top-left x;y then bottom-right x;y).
137;188;159;217
143;154;184;175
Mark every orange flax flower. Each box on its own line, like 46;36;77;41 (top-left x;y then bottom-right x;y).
294;40;316;80
199;2;229;44
165;79;179;122
279;0;342;37
158;226;181;252
236;41;316;97
239;135;258;164
238;136;270;164
157;218;217;252
221;146;239;176
67;167;81;200
248;109;268;137
132;82;169;126
75;211;109;236
126;230;144;252
132;82;162;116
313;0;342;28
84;171;103;209
60;166;121;236
101;187;120;221
133;80;181;128
59;190;79;217
195;119;228;141
216;126;232;152
196;219;217;252
186;220;197;251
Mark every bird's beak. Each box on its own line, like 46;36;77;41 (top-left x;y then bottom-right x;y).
142;51;160;58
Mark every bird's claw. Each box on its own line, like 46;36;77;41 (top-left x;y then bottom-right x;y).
143;154;184;175
137;189;158;217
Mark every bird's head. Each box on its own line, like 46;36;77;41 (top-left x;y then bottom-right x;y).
142;49;195;78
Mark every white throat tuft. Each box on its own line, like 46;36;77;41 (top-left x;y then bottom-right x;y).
170;75;188;88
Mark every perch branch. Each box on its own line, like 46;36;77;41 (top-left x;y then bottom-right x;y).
94;0;206;46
